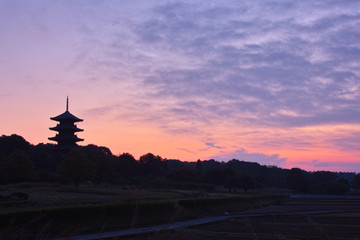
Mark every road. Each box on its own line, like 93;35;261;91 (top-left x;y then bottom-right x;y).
53;209;352;240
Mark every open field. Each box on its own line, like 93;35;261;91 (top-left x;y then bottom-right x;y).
127;198;360;240
0;183;287;239
1;184;360;239
0;183;282;211
139;212;360;240
0;183;213;211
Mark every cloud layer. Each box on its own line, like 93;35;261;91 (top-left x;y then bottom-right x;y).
83;0;360;132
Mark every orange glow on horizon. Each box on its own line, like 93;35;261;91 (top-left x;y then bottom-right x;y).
2;114;360;173
2;98;359;173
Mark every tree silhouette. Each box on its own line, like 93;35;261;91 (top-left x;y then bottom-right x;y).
167;167;200;183
0;149;38;184
139;153;164;176
0;133;357;194
58;150;95;186
0;134;30;155
353;174;360;190
239;174;254;192
224;174;239;192
83;144;115;184
196;159;203;173
203;168;226;185
115;153;138;178
287;168;309;193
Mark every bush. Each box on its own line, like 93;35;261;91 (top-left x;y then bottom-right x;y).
178;194;288;209
172;181;215;192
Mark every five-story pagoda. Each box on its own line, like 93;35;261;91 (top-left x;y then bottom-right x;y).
49;97;83;150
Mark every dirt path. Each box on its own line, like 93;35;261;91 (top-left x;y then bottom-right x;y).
54;197;360;240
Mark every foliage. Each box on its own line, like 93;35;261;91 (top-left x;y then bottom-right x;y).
178;194;288;210
0;149;38;184
353;174;360;190
57;150;95;186
172;181;215;192
0;134;30;155
139;153;165;176
286;168;309;193
0;134;358;195
167;167;200;183
115;152;138;178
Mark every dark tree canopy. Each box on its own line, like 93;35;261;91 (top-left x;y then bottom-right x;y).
0;134;30;155
353;174;360;190
139;153;164;176
57;150;95;186
287;168;309;193
0;134;357;195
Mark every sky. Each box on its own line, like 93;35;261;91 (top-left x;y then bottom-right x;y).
1;0;360;172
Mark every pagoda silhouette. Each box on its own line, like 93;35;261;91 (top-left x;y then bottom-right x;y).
49;97;84;150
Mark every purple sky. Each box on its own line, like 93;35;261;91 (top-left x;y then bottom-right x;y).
1;0;360;172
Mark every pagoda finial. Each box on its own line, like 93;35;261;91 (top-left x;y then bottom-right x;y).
66;96;69;111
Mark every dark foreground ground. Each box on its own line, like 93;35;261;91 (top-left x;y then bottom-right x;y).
1;185;359;240
0;185;287;239
125;198;360;240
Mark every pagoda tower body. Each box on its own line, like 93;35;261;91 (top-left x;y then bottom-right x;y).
49;97;84;150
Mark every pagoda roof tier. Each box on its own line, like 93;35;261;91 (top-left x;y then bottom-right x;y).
49;125;84;132
49;135;84;142
50;111;83;122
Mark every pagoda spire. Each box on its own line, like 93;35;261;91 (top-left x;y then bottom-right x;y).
66;96;69;111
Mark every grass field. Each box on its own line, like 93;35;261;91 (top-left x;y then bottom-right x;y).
2;184;359;239
126;198;360;240
136;212;360;240
1;182;276;211
0;183;200;211
0;183;288;239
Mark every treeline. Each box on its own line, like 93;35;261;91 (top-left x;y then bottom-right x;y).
1;134;360;194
